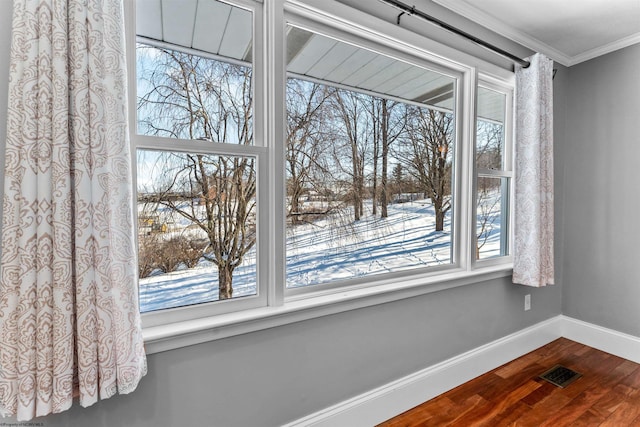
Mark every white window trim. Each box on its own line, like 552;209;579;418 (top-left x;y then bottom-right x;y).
131;0;270;328
282;15;467;299
126;0;516;354
144;265;513;354
473;75;515;268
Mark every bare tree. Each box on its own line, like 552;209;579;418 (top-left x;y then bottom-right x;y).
372;99;405;218
157;237;188;274
401;107;454;231
330;88;371;221
391;162;404;202
138;232;161;278
476;120;503;170
476;177;502;258
286;79;332;224
370;98;381;216
137;44;256;300
475;119;505;257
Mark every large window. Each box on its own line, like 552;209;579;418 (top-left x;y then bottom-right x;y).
475;85;512;260
131;0;513;320
134;0;263;314
284;26;458;289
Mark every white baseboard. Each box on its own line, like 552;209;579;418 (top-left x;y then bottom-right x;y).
559;315;640;364
283;316;563;427
284;315;640;427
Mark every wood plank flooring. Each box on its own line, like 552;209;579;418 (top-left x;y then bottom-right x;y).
378;338;640;426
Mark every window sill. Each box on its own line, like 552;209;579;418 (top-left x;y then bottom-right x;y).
143;264;513;354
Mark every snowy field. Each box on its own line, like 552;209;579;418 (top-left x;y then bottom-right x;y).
139;198;502;312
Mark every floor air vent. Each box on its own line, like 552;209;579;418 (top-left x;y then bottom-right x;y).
539;365;582;388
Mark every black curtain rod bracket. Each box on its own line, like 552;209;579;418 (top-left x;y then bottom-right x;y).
381;0;530;68
396;6;415;25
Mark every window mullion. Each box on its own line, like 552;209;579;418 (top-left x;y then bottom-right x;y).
458;67;477;272
265;0;286;307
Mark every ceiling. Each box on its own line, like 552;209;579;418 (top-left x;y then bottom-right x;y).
432;0;640;66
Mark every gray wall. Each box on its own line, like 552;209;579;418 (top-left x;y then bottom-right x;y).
40;278;559;427
0;1;566;426
561;44;640;337
554;63;569;296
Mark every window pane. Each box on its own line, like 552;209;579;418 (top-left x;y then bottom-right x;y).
476;176;509;260
137;150;257;312
136;0;253;144
476;87;505;170
285;27;456;288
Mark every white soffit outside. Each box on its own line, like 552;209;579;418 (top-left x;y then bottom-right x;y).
136;0;469;113
432;0;640;66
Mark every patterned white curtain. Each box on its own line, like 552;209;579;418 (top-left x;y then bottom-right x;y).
513;53;554;287
0;0;147;421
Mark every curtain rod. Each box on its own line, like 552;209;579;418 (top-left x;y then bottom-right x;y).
379;0;530;68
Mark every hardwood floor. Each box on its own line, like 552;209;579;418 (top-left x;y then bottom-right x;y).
378;338;640;426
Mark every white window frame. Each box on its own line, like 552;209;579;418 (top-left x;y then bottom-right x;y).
281;14;467;299
473;77;515;268
126;0;516;353
129;0;270;327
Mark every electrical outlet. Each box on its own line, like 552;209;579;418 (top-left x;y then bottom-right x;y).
524;294;531;311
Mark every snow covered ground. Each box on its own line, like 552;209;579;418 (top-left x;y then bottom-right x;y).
139;198;501;312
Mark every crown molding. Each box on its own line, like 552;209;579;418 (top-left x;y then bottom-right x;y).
431;0;571;65
431;0;640;68
568;32;640;66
